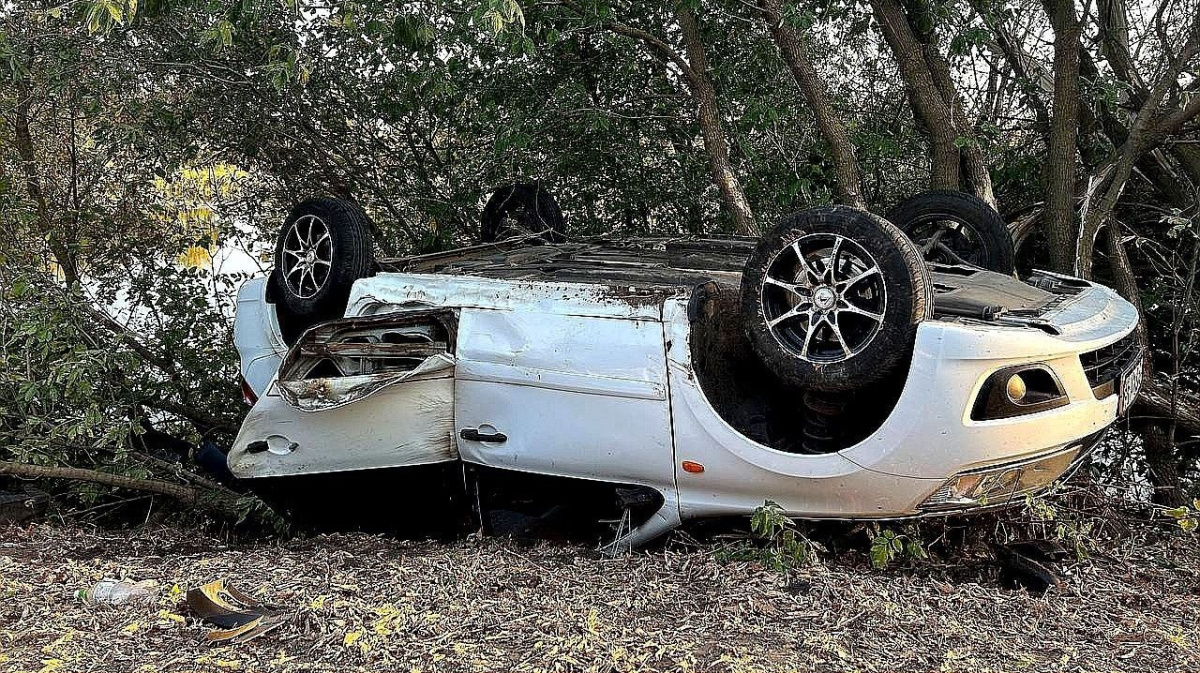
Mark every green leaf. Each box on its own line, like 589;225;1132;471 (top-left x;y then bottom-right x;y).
1165;506;1188;520
104;0;123;23
869;538;891;569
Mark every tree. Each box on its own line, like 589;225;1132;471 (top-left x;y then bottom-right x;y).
557;0;756;233
1;0;1198;514
869;0;996;207
756;0;866;209
1041;0;1081;273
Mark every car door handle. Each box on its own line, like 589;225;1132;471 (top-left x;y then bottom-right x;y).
460;428;507;443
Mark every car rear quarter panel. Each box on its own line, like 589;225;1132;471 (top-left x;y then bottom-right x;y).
234;278;287;396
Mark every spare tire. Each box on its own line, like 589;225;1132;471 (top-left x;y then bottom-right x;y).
480;183;566;243
273;197;375;331
886;189;1015;274
741;206;932;392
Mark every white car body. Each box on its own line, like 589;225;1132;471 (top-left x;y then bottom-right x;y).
229;240;1141;548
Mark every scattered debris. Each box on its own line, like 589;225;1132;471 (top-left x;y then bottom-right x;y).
993;540;1067;593
3;520;1199;670
185;579;288;644
77;579;159;606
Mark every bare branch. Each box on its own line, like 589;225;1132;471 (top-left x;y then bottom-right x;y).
0;461;242;515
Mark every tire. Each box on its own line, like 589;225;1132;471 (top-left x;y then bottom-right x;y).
0;488;49;523
886;189;1015;274
273;197;375;330
741;206;933;392
480;184;566;243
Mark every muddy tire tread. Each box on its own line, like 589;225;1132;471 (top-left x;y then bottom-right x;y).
886;189;1015;274
740;206;932;392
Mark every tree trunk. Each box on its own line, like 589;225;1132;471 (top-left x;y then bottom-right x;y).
1141;422;1186;507
917;32;996;207
563;0;758;235
1106;225;1148;347
870;0;962;191
758;0;866;209
13;79;79;287
675;7;757;234
1042;0;1082;274
1108;213;1192;506
1139;379;1200;439
1096;0;1143;92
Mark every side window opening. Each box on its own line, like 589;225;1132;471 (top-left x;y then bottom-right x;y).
275;309;458;410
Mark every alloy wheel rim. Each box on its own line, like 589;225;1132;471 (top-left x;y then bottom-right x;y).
281;214;333;299
759;232;888;364
908;214;983;266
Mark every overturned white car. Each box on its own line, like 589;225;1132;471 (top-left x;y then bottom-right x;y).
229;188;1141;550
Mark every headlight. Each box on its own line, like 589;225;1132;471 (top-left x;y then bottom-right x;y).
919;446;1080;511
971;364;1068;420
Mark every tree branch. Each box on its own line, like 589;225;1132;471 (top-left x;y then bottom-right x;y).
0;461;242;515
968;0;1050;131
559;0;698;85
1075;12;1200;275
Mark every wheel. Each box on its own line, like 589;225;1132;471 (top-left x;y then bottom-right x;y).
273;197;375;331
480;183;566;243
885;189;1015;274
0;488;49;523
741;206;933;392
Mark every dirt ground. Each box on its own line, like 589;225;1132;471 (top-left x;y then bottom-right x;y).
2;519;1199;672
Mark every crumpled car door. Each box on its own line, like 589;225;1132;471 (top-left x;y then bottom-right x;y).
227;309;459;479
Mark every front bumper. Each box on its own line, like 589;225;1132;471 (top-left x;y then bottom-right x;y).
844;281;1138;483
665;281;1138;521
916;428;1106;513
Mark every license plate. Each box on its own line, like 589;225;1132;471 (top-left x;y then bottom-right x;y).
1118;361;1144;416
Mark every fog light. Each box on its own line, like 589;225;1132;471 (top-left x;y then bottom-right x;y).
1006;374;1028;403
971;365;1068;420
920;446;1081;511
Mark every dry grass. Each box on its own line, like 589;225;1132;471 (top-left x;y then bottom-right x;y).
1;518;1198;672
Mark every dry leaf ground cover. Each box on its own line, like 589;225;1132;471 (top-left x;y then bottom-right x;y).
1;519;1198;672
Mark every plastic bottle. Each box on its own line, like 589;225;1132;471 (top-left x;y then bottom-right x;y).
76;579;158;605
